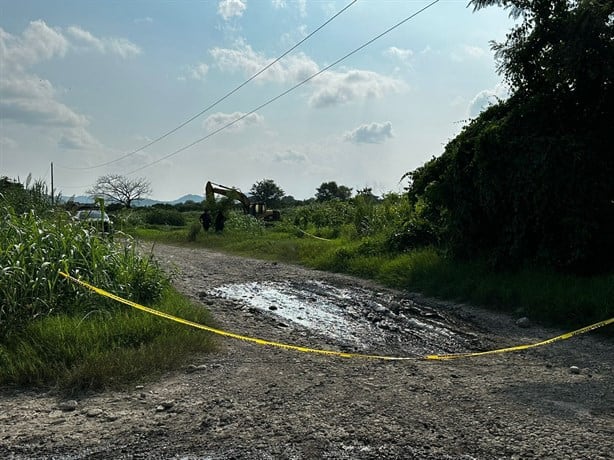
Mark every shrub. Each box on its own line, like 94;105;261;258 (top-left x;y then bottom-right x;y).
145;208;186;226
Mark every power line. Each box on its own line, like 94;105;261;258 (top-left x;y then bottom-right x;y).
57;0;358;172
126;0;441;175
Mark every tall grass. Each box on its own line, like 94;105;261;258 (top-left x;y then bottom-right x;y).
0;205;166;338
0;288;215;391
325;246;614;329
1;185;217;391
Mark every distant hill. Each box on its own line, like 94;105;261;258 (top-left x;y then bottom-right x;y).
167;194;203;205
64;194;203;207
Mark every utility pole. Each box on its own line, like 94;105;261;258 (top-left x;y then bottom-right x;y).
50;162;54;205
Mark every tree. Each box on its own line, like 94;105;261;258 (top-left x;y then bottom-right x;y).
315;181;353;202
87;174;152;208
401;0;614;274
355;187;379;203
249;179;285;207
280;195;299;207
471;0;613;108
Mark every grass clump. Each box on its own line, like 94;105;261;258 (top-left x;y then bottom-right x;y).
0;287;215;391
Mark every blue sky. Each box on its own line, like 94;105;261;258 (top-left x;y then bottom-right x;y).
1;0;514;201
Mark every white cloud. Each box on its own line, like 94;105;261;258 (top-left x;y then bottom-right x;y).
274;149;307;163
182;62;210;80
66;26;104;52
58;127;101;150
104;37;141;58
0;74;88;127
1;21;68;70
344;122;393;144
467;83;510;117
309;70;407;108
272;0;306;16
134;17;154;25
67;26;141;58
0;20;139;150
203;111;264;133
451;44;487;62
384;46;413;64
0;136;18;149
210;42;406;108
280;24;308;47
218;0;247;20
210;41;318;83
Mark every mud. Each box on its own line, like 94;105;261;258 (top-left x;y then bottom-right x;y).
1;243;613;459
209;279;481;355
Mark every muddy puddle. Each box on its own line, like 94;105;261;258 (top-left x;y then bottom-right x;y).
209;280;481;356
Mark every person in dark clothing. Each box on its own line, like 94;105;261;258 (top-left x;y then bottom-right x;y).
199;210;212;231
214;211;225;233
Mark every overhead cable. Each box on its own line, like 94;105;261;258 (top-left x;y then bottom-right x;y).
126;0;441;175
57;0;358;171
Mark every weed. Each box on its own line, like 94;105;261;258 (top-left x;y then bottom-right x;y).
0;287;215;391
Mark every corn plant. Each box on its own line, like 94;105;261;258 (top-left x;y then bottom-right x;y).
0;205;166;339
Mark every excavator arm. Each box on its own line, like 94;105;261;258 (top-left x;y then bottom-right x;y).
205;181;251;214
204;180;281;222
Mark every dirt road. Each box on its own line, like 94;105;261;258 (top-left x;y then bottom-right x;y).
1;243;612;459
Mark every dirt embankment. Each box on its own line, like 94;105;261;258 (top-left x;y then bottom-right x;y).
1;243;613;459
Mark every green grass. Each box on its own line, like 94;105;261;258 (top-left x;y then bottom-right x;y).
0;287;216;392
132;218;614;333
0;195;217;392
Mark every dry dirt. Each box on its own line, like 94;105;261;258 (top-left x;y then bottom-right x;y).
1;243;613;459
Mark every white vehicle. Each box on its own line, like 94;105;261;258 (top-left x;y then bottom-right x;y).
75;209;113;232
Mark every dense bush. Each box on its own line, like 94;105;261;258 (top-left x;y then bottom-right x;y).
145;208;186;226
403;0;614;274
406;93;613;274
0;176;52;216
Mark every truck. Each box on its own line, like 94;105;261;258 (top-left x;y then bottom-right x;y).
204;181;281;222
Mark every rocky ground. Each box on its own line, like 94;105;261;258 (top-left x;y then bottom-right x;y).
1;243;612;459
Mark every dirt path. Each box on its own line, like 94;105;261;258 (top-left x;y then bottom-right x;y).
1;243;613;459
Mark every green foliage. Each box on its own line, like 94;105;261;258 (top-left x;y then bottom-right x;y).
174;200;204;212
315;181;353;202
472;0;613;104
249;179;285;207
0;181;215;391
289;201;355;231
407;92;614;273
0;175;52;216
187;220;202;242
0;287;215;390
225;212;266;236
0;205;166;339
403;1;614;274
145;208;186;226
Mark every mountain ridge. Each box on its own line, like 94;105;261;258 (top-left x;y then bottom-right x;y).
64;193;203;206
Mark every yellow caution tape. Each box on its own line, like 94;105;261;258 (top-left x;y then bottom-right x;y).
425;316;614;360
59;271;412;361
294;227;334;241
59;271;612;361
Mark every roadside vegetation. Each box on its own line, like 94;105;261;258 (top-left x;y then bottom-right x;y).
0;179;215;392
127;195;613;331
2;0;612;393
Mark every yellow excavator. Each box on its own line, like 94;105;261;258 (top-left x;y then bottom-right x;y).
204;181;281;222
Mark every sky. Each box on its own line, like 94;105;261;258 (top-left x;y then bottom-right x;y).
0;0;515;201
